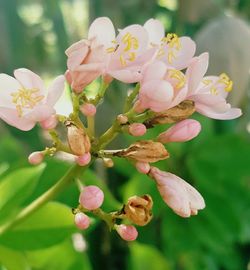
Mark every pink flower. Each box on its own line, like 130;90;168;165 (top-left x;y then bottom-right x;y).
75;152;91;166
128;123;147;136
144;18;196;69
157;119;201;143
80;103;96;116
74;212;90;230
149;167;205;217
65;37;106;92
88;17;157;83
79;185;104;210
186;53;242;120
115;224;138;241
40;115;58;130
28;151;44;165
135;61;174;112
0;69;65;131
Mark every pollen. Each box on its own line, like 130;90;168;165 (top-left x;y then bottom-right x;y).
219;73;233;92
11;88;44;117
122;33;139;52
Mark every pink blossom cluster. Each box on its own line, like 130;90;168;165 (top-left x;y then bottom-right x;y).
0;17;243;241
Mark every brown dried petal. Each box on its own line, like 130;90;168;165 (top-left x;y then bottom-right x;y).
116;140;169;163
124;195;153;226
66;122;91;156
145;100;195;127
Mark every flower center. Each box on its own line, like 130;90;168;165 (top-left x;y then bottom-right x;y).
168;69;186;89
158;33;181;64
11;88;44;117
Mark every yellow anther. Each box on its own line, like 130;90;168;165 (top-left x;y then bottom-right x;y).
219;73;233;92
120;55;126;66
167;51;176;64
128;52;136;62
162;33;181;50
122;32;139;52
11;88;44;117
168;69;186;89
202;79;212;85
106;47;116;53
210;86;218;95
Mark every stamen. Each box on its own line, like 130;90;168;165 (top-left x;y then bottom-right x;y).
11;88;44;117
168;70;186;89
210;86;218;95
219;73;233;92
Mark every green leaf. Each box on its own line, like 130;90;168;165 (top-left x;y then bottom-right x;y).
0;245;28;270
129;242;170;270
0;202;76;250
0;164;46;224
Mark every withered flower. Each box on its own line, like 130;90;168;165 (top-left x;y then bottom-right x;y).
124;195;153;226
115;140;169;163
66;121;91;156
145;100;195;127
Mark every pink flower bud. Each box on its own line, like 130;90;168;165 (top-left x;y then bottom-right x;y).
115;224;138;241
65;70;73;85
28;151;44;165
75;153;91;166
79;185;104;210
135;162;150;174
40;115;58;130
80;103;96;117
74;212;90;230
128;123;147;137
149;167;205;217
157;119;201;143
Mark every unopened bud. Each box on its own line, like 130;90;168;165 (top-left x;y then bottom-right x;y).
80;103;96;117
79;185;104;210
128;123;147;137
66;121;91;156
28;151;44;165
145;100;195;127
75;153;91;166
40;115;58;130
157;119;201;143
74;212;90;230
115;224;138;241
103;158;114;168
116;140;169;163
117;114;128;125
124;195;153;226
135;162;150;174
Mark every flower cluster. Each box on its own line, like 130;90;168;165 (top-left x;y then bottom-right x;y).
0;17;242;241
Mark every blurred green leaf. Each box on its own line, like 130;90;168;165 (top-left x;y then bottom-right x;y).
129;242;170;270
0;202;76;250
0;164;46;224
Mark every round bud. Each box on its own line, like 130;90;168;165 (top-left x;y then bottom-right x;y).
128;123;147;137
117;114;128;124
103;158;114;168
115;224;138;241
75;153;91;166
79;185;104;210
40;115;58;130
28;151;44;165
135;162;150;174
74;212;90;230
80;103;97;117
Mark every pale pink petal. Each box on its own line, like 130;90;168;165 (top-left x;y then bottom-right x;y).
186;52;209;95
144;18;165;45
108;68;142;83
65;39;90;70
0;107;36;131
14;68;45;94
46;75;65;106
88;17;116;48
24;104;55;122
184;181;205;212
170;86;188;108
0;74;21;107
142;61;167;83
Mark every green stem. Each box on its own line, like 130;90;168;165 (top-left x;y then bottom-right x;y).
123;83;140;113
87;116;95;138
92;208;115;230
0;165;86;235
92;80;109;106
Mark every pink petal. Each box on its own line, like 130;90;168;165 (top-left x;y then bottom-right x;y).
108;68;142;83
24;104;55;122
0;107;36;131
0;73;21;107
88;17;116;48
14;68;45;93
144;18;165;45
46;75;65;106
65;39;90;70
142;60;167;83
186;52;209;95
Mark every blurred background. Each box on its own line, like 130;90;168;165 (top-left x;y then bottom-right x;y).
0;0;250;269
